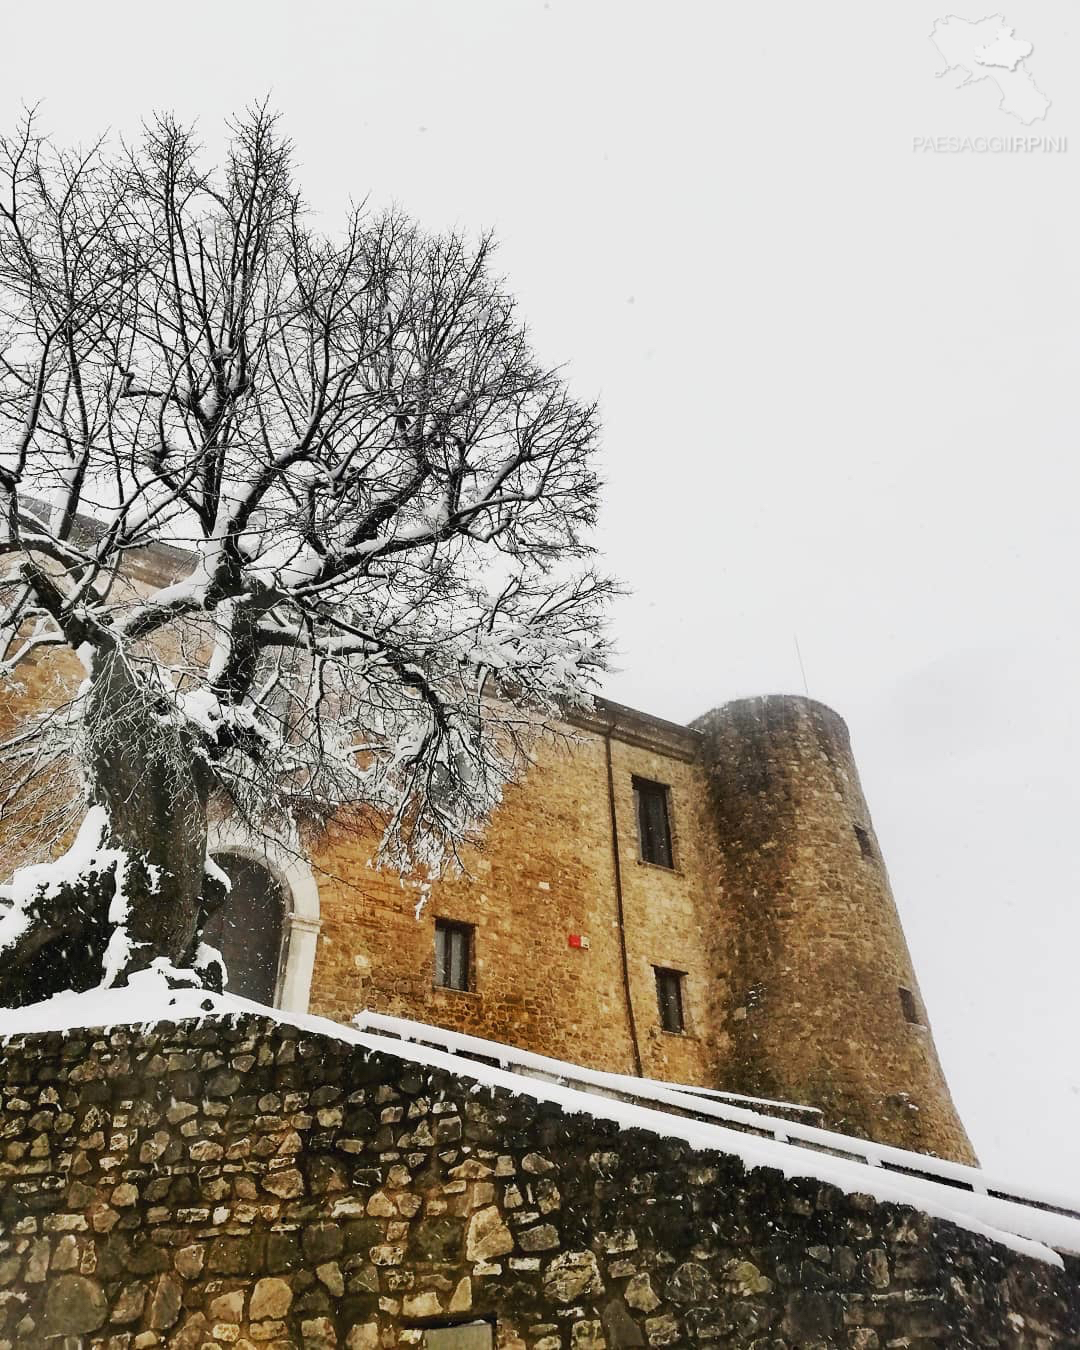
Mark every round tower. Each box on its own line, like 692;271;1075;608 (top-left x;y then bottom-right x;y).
695;695;976;1164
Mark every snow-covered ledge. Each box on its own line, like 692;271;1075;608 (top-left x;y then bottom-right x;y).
1;974;1077;1267
206;824;321;1015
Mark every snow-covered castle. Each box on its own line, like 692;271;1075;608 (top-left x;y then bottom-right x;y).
219;686;975;1167
6;541;1080;1348
0;522;973;1164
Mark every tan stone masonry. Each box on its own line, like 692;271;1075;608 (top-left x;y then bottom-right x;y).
0;527;976;1161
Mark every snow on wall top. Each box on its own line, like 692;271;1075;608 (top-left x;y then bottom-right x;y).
2;968;1078;1268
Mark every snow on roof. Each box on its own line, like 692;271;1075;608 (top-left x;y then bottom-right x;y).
2;971;1078;1268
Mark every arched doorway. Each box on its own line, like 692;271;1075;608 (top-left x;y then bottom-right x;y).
203;853;289;1005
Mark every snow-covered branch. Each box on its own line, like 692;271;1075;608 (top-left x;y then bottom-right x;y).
0;105;614;1006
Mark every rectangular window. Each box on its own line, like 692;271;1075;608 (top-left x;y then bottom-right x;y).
898;986;921;1025
434;920;472;991
634;778;674;868
655;967;686;1033
854;824;874;860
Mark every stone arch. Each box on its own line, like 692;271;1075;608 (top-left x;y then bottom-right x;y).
205;826;321;1014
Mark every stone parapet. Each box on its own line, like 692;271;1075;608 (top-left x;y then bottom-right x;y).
0;1015;1074;1348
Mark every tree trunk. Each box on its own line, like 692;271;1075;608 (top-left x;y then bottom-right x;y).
0;653;222;1006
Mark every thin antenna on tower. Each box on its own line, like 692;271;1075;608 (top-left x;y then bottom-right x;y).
794;634;810;696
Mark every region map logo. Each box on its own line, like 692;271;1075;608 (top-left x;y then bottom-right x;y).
915;13;1064;153
929;14;1050;124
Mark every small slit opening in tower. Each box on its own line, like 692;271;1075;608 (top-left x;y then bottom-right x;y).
898;985;922;1026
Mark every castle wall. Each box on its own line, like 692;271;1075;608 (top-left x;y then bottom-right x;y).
0;567;977;1165
0;1015;1076;1349
305;711;730;1092
695;696;976;1164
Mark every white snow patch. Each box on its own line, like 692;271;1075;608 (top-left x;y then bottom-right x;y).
203;854;233;893
177;687;223;734
0;961;212;1032
100;927;141;989
195;942;225;972
75;642;96;675
0;807;128;956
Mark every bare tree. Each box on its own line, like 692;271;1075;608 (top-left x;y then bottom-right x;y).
0;108;611;1007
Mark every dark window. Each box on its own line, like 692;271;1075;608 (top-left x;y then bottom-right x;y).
898;986;921;1025
854;825;874;860
435;920;472;991
655;967;686;1033
634;778;674;868
201;855;287;1005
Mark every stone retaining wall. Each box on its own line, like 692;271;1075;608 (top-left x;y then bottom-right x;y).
0;1015;1076;1348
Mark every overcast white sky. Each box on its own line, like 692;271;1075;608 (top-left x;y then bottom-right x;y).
4;1;1076;1193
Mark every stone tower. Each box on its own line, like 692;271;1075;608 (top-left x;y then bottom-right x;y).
696;695;976;1164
